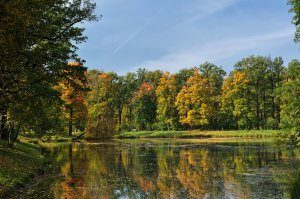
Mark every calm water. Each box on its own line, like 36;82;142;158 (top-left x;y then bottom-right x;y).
41;139;300;199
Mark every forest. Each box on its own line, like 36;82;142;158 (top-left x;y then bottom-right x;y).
1;1;300;198
0;0;299;145
2;56;300;142
82;57;300;138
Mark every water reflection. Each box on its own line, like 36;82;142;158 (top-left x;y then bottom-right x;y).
41;140;300;199
290;171;300;199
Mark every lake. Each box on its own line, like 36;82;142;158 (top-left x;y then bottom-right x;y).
41;139;300;199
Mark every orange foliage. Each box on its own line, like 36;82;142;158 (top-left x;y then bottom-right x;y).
135;176;156;192
99;73;110;79
134;83;154;99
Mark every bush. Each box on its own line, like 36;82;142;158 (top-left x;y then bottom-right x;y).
265;117;278;130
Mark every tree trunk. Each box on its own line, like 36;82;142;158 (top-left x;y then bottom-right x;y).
0;117;3;140
69;105;73;136
118;109;122;131
277;99;281;125
271;77;275;119
9;123;21;148
255;80;260;129
8;128;12;145
256;94;260;129
262;85;267;128
129;107;133;131
0;110;7;140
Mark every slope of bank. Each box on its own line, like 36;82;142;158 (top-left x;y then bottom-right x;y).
0;141;46;198
116;130;278;139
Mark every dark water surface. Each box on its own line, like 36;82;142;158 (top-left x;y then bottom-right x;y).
41;139;300;199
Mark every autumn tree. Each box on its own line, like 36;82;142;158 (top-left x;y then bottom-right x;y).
221;71;254;129
55;62;88;136
175;63;225;129
156;72;179;130
221;75;236;129
86;72;118;138
176;70;213;128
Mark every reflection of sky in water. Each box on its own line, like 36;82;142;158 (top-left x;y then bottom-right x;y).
41;140;300;199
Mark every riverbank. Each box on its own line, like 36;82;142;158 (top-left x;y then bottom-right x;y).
116;130;278;139
0;141;46;198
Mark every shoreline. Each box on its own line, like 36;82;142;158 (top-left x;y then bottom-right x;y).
0;141;50;198
115;130;278;139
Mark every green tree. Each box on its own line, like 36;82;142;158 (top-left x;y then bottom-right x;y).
135;68;163;88
199;62;226;129
118;72;138;131
113;73;139;131
133;83;156;130
288;0;300;42
175;68;196;89
234;56;284;129
283;0;300;147
267;57;284;128
278;60;300;146
0;0;97;140
144;70;164;88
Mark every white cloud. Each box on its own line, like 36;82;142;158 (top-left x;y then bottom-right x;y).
139;28;294;72
176;0;237;26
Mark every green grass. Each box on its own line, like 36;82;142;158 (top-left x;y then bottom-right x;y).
115;130;278;139
21;133;82;144
0;140;46;198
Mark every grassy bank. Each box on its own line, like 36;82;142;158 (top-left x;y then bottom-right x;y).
116;130;278;139
0;141;46;198
22;135;72;144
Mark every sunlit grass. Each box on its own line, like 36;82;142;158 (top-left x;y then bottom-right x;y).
116;130;278;139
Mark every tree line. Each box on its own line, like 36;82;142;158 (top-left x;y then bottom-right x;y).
81;57;299;138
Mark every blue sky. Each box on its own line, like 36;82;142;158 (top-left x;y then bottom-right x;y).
78;0;299;74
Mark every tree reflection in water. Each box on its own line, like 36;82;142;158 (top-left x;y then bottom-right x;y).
290;171;300;199
41;140;300;199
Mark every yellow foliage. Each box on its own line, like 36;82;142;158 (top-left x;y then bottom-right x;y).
156;72;178;127
176;70;213;127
